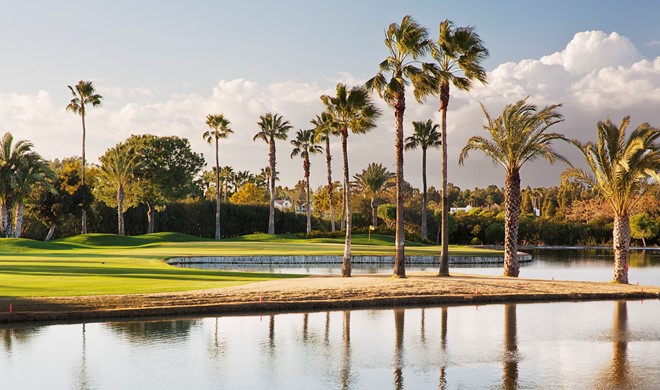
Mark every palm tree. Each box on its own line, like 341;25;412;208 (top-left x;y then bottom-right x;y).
11;152;54;238
366;15;436;277
98;145;140;236
218;166;234;201
459;99;567;277
405;119;441;240
253;113;292;234
291;129;323;234
563;117;660;283
66;80;103;234
321;83;381;277
312;112;337;232
204;114;233;240
432;20;489;277
353;163;395;227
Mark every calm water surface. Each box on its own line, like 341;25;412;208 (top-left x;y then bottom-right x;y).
186;248;660;286
1;300;658;389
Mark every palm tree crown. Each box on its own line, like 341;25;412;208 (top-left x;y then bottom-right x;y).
460;98;567;278
563;117;660;284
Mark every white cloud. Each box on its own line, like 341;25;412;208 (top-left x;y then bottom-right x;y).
2;30;660;191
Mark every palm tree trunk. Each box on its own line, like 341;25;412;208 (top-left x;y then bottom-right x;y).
341;130;352;277
45;223;56;241
3;195;14;238
371;197;378;227
439;84;450;276
215;138;221;240
117;184;125;236
0;203;7;237
393;94;406;278
421;147;428;241
147;202;156;234
503;170;521;277
81;108;88;235
268;137;276;235
341;185;346;231
325;137;335;232
613;213;630;284
304;157;311;234
13;201;24;238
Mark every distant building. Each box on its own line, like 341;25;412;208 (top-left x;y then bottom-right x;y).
450;205;473;214
274;199;292;211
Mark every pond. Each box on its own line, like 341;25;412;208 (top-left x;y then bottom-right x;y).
184;248;660;286
1;300;658;389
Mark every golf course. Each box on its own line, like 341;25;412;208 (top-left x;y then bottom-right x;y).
0;232;501;297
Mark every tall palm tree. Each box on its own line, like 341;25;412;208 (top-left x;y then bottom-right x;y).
204;114;233;240
563;117;660;283
321;83;381;277
367;15;437;277
66;80;103;234
353;163;395;227
432;20;489;277
291;129;323;234
11;152;54;238
405;119;441;240
311;112;337;231
253;113;292;234
459;99;567;277
98;145;140;236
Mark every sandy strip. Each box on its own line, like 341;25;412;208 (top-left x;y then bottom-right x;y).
0;272;658;324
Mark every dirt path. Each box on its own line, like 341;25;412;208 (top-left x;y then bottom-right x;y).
1;272;658;324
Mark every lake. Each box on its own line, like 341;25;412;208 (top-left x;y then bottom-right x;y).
185;248;660;286
1;300;658;389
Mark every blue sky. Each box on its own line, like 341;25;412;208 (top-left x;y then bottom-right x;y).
2;1;660;190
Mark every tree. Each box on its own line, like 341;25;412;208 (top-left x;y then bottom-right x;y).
204;114;233;239
563;116;660;283
312;112;337;231
354;163;395;228
219;166;234;201
230;183;269;205
66;80;103;234
97;144;140;236
460;99;567;277
367;15;436;277
431;19;488;277
321;83;381;277
10;151;54;238
405;119;441;240
290;129;323;234
123;135;205;234
630;213;659;247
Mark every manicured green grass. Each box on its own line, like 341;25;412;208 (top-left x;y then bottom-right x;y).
0;232;501;297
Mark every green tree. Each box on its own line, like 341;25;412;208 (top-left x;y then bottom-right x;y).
367;15;436;277
564;116;660;283
431;19;488;276
460;99;567;277
123;135;206;234
405;119;441;240
219;166;234;201
321;83;381;277
97;144;140;236
253;113;292;234
290;129;323;234
204;114;233;239
66;80;103;234
311;112;337;231
354;163;395;228
630;212;659;247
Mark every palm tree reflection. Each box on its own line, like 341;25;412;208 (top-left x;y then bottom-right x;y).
439;307;448;390
502;304;518;390
340;311;352;390
393;309;405;390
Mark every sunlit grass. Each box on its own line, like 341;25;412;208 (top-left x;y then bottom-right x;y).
0;232;501;297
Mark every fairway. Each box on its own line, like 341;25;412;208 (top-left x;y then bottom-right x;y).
0;232;501;297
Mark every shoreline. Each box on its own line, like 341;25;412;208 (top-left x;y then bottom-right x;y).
1;272;658;325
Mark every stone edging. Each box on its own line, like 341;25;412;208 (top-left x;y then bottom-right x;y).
165;253;532;266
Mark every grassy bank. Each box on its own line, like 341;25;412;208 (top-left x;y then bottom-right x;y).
0;232;500;297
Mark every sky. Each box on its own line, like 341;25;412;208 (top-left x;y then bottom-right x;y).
2;0;660;191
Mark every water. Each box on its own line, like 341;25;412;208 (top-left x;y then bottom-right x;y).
1;300;658;389
185;248;660;286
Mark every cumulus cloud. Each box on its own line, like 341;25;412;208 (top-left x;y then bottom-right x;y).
2;30;660;191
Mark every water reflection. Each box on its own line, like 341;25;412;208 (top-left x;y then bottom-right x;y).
1;301;658;389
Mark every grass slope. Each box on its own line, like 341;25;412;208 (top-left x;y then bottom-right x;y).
0;233;501;297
